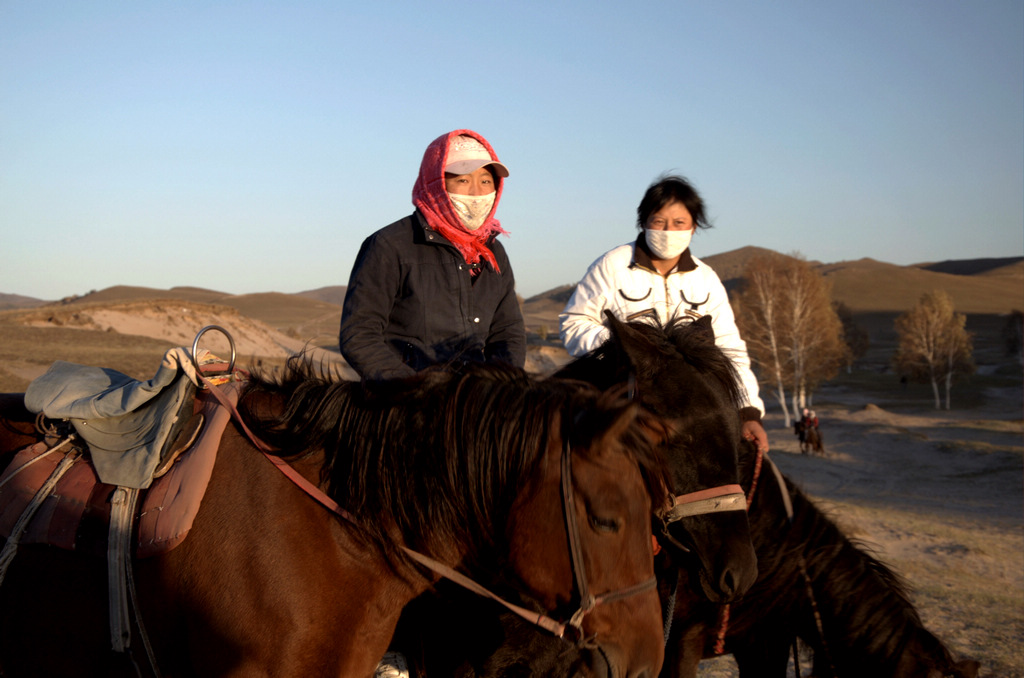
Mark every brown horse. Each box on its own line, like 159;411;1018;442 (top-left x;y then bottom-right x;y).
0;359;672;677
803;424;824;455
557;315;759;603
393;315;760;676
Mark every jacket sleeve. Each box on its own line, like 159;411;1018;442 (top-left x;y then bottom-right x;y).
558;253;614;357
484;252;527;368
339;234;417;381
703;268;765;419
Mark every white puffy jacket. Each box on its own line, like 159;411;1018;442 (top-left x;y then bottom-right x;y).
559;239;765;418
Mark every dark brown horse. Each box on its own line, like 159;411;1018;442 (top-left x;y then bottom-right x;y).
662;442;981;678
394;315;759;676
0;359;672;678
796;422;824;455
803;424;823;454
557;314;759;604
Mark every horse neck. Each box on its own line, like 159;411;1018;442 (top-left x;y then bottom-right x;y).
750;480;936;673
0;393;41;460
231;427;432;606
272;435;450;584
129;421;432;678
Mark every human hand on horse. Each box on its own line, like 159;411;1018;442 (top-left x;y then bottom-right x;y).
742;419;769;453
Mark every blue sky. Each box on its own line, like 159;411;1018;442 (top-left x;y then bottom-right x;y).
2;1;1022;300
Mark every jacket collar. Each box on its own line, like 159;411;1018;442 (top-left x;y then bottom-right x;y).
631;233;696;275
416;210;495;245
414;211;493;272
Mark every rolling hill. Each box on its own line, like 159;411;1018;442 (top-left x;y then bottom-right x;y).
519;251;1024;320
5;252;1021;320
1;249;1020;391
816;257;1023;314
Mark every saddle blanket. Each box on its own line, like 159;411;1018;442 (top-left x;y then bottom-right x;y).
0;383;240;558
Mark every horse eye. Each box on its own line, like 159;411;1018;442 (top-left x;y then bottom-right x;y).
590;514;621;533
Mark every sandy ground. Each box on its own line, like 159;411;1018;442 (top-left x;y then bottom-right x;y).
695;383;1023;677
10;302;358;382
25;303;308;359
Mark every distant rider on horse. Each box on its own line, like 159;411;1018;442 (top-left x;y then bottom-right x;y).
795;408;818;443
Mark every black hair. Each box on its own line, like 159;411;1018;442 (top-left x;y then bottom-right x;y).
636;174;711;231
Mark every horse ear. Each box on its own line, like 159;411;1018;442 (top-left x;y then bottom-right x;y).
603;310;657;363
693;314;715;341
592;396;677;461
634;409;680;449
596;400;641;446
570;396;637;461
603;310;628;338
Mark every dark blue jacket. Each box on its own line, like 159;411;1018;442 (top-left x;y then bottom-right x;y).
340;212;526;380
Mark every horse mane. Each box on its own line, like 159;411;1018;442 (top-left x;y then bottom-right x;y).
744;451;966;676
238;356;669;573
560;318;741;409
659;318;743;406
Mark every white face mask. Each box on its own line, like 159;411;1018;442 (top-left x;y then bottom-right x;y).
644;228;693;260
449;192;496;231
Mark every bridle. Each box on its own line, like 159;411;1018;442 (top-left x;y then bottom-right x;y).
557;435;658;639
663;483;747;528
625;363;748;531
401;434;658;641
205;375;656;642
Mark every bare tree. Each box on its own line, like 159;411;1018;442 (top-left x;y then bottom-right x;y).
781;259;846;414
893;291;975;410
734;254;846;426
734;255;792;423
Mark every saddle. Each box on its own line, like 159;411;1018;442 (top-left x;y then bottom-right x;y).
24;347;212;489
0;347;242;558
0;332;250;657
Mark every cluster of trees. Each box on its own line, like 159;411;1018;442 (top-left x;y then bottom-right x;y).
731;254;977;415
892;291;975;410
732;254;847;425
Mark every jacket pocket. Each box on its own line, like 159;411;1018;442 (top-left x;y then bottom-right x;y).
617;286;651;302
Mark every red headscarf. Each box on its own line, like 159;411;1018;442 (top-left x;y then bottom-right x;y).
411;129;509;272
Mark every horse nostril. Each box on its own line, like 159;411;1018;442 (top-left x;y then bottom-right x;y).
720;568;737;597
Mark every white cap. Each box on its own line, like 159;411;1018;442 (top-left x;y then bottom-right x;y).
445;135;509;177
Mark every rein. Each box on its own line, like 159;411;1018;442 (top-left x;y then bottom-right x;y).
712;444;765;656
710;446;835;678
201;375;654;643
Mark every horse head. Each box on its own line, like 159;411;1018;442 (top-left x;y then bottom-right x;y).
503;390;671;678
894;626;981;678
258;361;672;678
561;312;758;603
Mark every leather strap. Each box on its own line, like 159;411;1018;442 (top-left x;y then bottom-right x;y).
664;484;747;523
